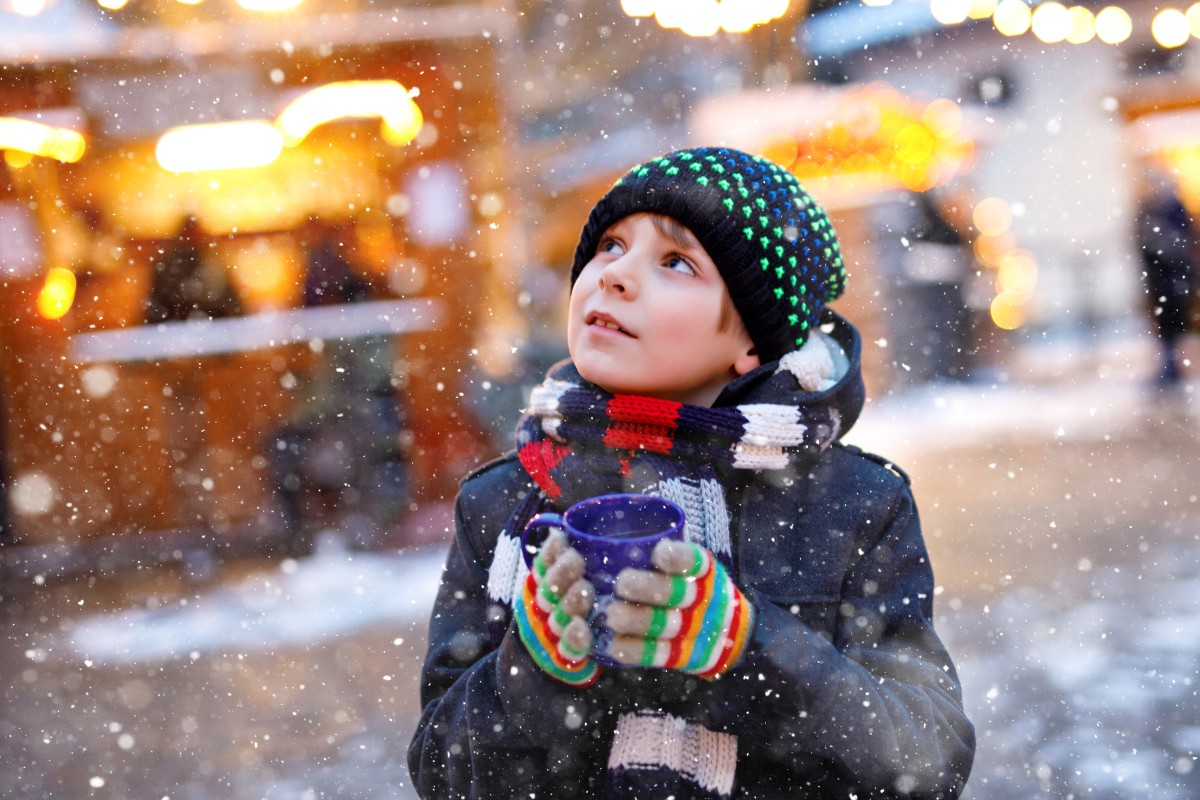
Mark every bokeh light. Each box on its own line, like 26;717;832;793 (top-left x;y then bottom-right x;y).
761;132;799;169
681;0;721;35
1066;6;1095;42
931;0;971;25
12;0;45;14
0;117;87;163
968;0;999;18
156;122;283;173
654;0;687;27
996;249;1038;296
37;268;77;320
1187;2;1200;36
1152;8;1190;47
923;98;963;136
973;197;1013;236
974;231;1018;267
1032;1;1072;42
990;292;1029;329
97;0;129;8
862;0;894;6
719;0;759;31
276;81;423;147
994;0;1033;35
1094;6;1132;42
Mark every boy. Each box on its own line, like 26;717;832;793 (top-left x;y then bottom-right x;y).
408;148;975;799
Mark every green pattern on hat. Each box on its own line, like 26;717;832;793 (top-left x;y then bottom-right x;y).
571;147;847;360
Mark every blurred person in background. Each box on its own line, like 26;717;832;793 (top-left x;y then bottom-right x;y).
1136;163;1197;389
145;216;242;323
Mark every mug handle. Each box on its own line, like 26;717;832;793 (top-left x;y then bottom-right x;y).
521;512;566;568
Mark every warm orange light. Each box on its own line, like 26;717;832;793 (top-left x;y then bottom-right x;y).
990;292;1029;329
0;117;86;163
974;231;1017;267
782;85;974;194
276;81;423;147
973;197;1013;236
761;132;800;169
156;121;283;173
37;268;77;320
996;249;1038;296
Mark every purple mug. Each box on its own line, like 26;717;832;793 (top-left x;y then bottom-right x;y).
521;494;685;666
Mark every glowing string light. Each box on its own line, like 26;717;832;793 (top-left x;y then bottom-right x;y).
993;0;1033;35
0;117;86;163
1188;2;1200;36
1152;8;1190;47
1032;1;1072;42
155;121;283;173
1094;6;1132;43
931;0;971;25
276;80;424;147
1066;6;1095;42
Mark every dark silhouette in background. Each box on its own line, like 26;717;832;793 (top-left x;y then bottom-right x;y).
145;217;242;324
1137;178;1197;387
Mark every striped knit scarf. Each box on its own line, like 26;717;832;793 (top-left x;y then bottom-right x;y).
484;337;843;799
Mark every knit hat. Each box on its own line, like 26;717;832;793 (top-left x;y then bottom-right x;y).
571;147;846;362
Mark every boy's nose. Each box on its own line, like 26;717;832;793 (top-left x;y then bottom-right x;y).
597;256;637;297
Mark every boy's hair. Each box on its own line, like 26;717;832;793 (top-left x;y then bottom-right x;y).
572;147;846;361
647;214;740;334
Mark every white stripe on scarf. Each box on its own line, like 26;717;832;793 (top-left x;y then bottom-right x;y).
608;710;738;798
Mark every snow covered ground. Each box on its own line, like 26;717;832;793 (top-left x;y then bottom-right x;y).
59;535;445;666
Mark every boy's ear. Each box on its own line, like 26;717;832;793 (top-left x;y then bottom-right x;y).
733;346;761;376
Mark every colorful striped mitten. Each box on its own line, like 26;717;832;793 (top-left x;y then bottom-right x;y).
513;529;601;687
605;540;755;678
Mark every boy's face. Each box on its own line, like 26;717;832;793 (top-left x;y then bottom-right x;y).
568;213;759;407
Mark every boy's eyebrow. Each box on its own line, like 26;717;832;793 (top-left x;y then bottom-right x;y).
650;214;701;252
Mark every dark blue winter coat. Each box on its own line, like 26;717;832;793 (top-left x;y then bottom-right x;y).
408;314;975;799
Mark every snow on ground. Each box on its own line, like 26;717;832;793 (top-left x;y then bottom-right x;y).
947;544;1200;799
59;535;446;665
844;375;1197;459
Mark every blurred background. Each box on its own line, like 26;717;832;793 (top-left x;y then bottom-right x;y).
1;0;1199;797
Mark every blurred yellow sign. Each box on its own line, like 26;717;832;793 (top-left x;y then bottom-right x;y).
74;127;388;238
760;83;975;194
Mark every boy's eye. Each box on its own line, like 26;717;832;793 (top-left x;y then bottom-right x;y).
599;238;625;255
665;255;696;276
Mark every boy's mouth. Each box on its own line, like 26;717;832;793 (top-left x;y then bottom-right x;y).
585;311;634;337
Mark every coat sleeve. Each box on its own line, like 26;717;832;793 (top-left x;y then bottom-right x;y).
406;485;610;799
704;483;976;799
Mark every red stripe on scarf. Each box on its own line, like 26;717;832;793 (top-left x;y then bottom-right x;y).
603;422;675;454
606;395;682;426
603;395;680;453
518;440;570;500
